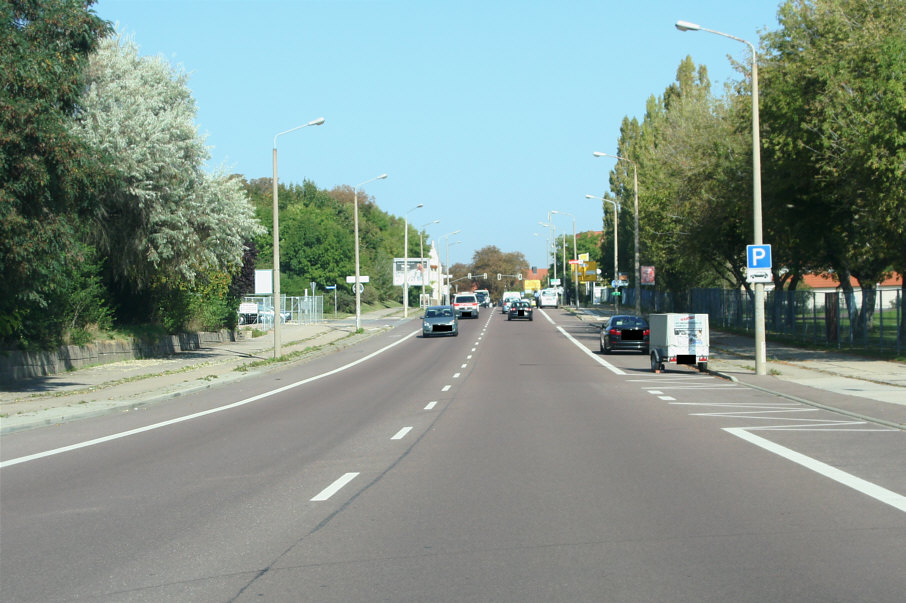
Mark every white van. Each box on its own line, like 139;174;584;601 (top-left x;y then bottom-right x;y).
538;288;559;308
501;291;522;313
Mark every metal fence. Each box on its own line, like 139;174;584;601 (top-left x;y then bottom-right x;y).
240;295;324;327
613;287;903;354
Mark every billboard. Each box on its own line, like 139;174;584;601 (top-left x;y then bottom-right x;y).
393;258;429;286
641;265;655;286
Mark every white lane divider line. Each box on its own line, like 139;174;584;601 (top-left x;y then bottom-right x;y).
391;426;413;440
461;364;468;369
539;309;556;324
1;330;423;469
725;428;906;514
467;355;472;360
556;326;625;375
311;472;360;502
648;390;663;395
453;372;461;379
658;396;676;401
442;385;451;392
471;348;477;352
424;401;437;410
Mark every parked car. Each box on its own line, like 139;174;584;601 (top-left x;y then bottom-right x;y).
453;293;480;319
507;299;533;321
422;305;458;337
599;314;650;354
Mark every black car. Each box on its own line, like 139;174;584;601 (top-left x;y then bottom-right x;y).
507;299;533;321
599;315;649;354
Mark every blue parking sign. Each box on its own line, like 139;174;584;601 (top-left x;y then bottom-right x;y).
746;244;772;269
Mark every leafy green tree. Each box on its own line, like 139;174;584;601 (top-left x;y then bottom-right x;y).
761;0;906;337
70;34;264;324
0;0;110;346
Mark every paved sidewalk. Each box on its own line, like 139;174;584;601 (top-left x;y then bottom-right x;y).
0;308;406;434
575;309;906;430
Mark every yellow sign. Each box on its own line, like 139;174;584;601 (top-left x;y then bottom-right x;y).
579;252;590;262
524;279;542;293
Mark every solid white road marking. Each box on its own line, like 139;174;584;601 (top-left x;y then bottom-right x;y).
1;330;423;469
391;426;413;440
538;309;556;324
556;326;625;375
725;428;906;513
424;401;437;410
453;373;460;379
311;472;360;502
442;385;451;392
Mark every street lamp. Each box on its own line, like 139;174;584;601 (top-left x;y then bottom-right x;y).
403;204;423;318
419;219;440;309
538;221;557;283
676;19;766;375
594;151;640;315
354;173;388;332
551;210;578;309
586;194;620;312
439;229;462;304
272;117;324;358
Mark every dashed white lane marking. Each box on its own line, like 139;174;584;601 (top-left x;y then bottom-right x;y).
725;428;906;514
1;329;422;469
471;348;477;352
648;390;663;395
466;355;472;360
391;426;413;440
658;396;676;401
461;363;467;368
311;472;359;502
442;385;451;392
424;401;437;410
453;373;461;379
556;326;625;375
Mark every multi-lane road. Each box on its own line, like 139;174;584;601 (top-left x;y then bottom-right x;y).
2;308;904;601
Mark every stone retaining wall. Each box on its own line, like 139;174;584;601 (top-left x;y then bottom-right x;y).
0;330;237;383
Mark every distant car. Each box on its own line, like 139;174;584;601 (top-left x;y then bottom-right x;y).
453;293;480;319
422;305;458;337
500;291;522;313
507;299;533;321
538;288;559;308
474;290;491;308
599;315;649;354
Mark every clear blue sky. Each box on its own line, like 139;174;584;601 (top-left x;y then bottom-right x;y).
93;0;781;270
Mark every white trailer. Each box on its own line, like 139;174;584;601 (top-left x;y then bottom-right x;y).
649;313;709;373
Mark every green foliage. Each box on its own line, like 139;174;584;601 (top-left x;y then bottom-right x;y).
0;0;111;345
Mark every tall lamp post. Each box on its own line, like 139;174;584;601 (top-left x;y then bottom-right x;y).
419;219;439;309
551;210;578;309
438;229;461;304
594;151;640;315
538;220;556;282
403;204;423;318
676;19;766;375
586;194;620;312
272;117;324;358
445;240;462;302
354;173;388;332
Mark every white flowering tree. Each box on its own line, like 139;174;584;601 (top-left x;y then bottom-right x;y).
71;34;263;294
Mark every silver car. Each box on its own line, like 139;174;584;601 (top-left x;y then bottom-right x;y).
422;305;458;337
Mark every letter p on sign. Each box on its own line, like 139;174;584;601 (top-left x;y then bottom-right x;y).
746;244;772;269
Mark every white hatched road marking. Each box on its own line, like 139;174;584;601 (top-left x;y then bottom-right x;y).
725;428;906;513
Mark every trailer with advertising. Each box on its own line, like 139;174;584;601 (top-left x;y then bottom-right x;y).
648;313;709;373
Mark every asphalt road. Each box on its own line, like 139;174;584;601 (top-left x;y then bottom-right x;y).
1;308;904;602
